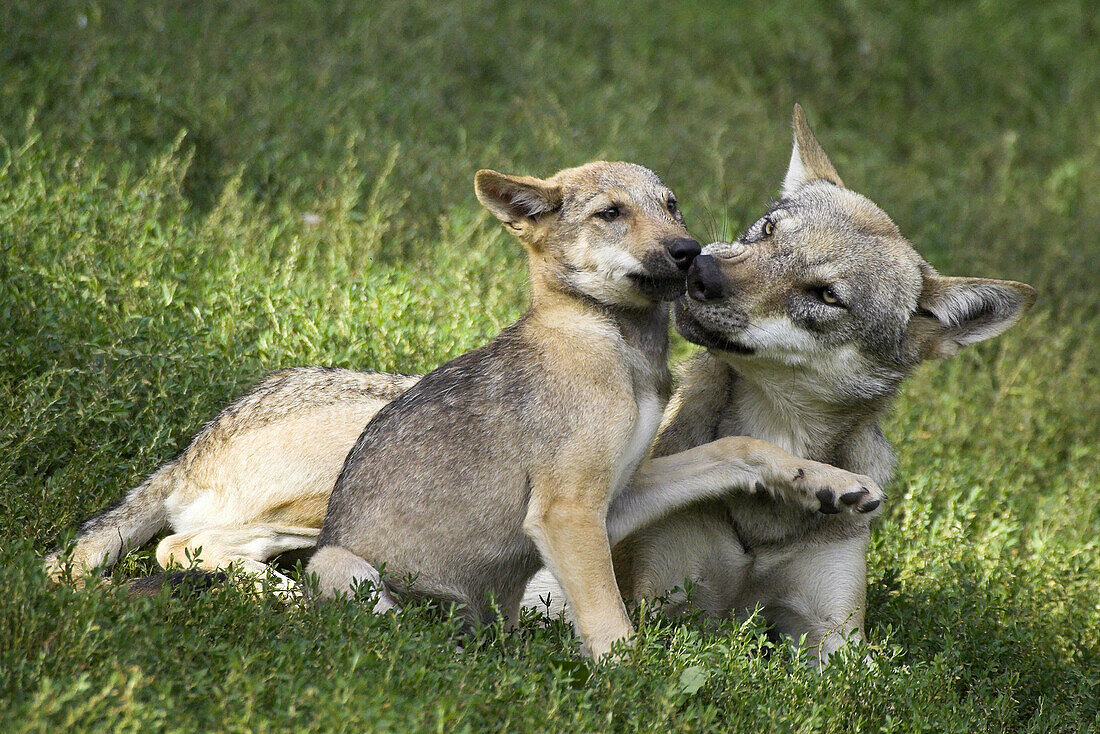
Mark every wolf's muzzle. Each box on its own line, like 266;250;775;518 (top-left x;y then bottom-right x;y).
665;237;701;271
687;254;724;302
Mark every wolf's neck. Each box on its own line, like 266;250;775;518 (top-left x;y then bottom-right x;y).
602;301;673;400
608;301;671;361
732;379;857;460
531;287;673;397
715;354;895;480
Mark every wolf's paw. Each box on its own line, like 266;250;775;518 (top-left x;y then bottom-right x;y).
763;463;884;517
43;548;94;586
42;552;67;584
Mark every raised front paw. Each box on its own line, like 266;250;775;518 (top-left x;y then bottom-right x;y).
765;462;884;517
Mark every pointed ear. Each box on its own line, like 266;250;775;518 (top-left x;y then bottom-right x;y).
474;170;562;232
782;104;845;196
915;269;1037;358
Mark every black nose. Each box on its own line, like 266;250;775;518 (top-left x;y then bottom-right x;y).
666;237;701;271
687;254;725;302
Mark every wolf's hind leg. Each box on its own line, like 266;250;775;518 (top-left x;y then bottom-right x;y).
761;532;869;668
305;545;398;612
155;524;319;593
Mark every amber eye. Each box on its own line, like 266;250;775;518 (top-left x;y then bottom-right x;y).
762;218;776;237
595;206;621;222
819;286;841;305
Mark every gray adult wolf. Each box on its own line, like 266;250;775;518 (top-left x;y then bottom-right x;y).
47;159;878;660
525;105;1035;663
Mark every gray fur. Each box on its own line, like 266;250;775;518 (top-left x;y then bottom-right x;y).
319;318;564;617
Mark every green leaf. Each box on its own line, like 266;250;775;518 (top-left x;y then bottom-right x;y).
678;665;708;696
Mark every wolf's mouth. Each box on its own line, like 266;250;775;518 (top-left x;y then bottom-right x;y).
699;329;755;356
627;272;687;299
675;303;756;356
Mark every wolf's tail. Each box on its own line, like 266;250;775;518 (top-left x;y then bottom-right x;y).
44;461;177;583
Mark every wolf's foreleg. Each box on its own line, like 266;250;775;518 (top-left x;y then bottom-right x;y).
523;465;634;660
606;437;883;544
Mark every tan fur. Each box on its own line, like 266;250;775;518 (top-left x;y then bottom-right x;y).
307;162;704;660
44;368;417;586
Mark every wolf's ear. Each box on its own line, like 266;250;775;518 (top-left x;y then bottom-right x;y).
914;269;1036;358
782;104;845;196
475;170;563;233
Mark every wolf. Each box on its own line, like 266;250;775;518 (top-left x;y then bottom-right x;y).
47;159;880;660
524;105;1036;663
306;161;705;660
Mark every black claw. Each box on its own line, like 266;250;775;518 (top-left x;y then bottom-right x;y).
859;499;882;513
815;488;840;514
840;489;867;506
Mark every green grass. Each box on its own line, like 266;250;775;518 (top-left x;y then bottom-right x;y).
2;0;1098;730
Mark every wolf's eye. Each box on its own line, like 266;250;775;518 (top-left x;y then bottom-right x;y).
817;286;842;306
595;206;621;222
762;218;776;237
667;196;679;216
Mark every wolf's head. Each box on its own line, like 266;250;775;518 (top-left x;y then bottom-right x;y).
675;105;1036;403
476;162;700;309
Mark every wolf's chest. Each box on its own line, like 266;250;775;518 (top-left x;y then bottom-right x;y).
610;391;666;499
580;306;670;501
719;383;836;459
